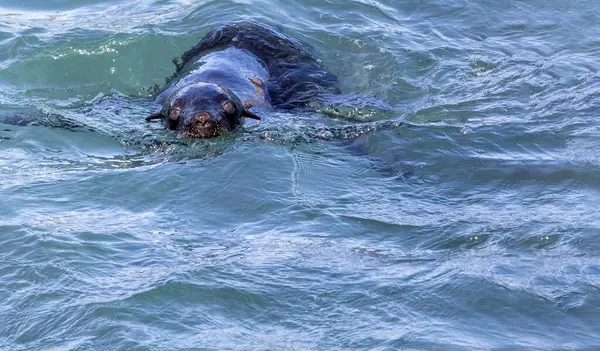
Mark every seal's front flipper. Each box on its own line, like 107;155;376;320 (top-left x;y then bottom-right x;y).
317;93;395;123
334;131;413;179
0;110;38;127
309;118;411;179
0;109;91;133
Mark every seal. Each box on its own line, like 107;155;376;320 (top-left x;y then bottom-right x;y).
146;22;340;138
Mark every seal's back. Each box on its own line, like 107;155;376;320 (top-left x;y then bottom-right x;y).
166;22;340;108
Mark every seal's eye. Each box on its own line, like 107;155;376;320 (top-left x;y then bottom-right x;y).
221;101;235;115
170;106;181;120
166;106;181;130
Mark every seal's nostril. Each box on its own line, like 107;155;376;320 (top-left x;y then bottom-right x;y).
194;112;211;123
193;112;212;129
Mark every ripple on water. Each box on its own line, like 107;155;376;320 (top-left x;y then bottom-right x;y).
2;0;600;349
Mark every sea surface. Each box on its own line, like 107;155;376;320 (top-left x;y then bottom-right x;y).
1;0;600;350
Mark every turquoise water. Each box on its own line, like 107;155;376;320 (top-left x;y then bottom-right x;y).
2;0;600;349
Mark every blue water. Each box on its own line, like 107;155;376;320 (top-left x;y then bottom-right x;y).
1;1;600;350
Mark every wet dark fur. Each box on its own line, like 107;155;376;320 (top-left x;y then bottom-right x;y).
156;21;340;109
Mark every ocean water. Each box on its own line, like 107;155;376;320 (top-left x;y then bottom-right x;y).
1;0;600;350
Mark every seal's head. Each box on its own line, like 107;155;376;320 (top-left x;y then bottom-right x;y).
147;82;260;138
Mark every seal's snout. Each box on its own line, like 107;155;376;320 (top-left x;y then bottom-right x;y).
184;111;218;138
193;112;212;128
